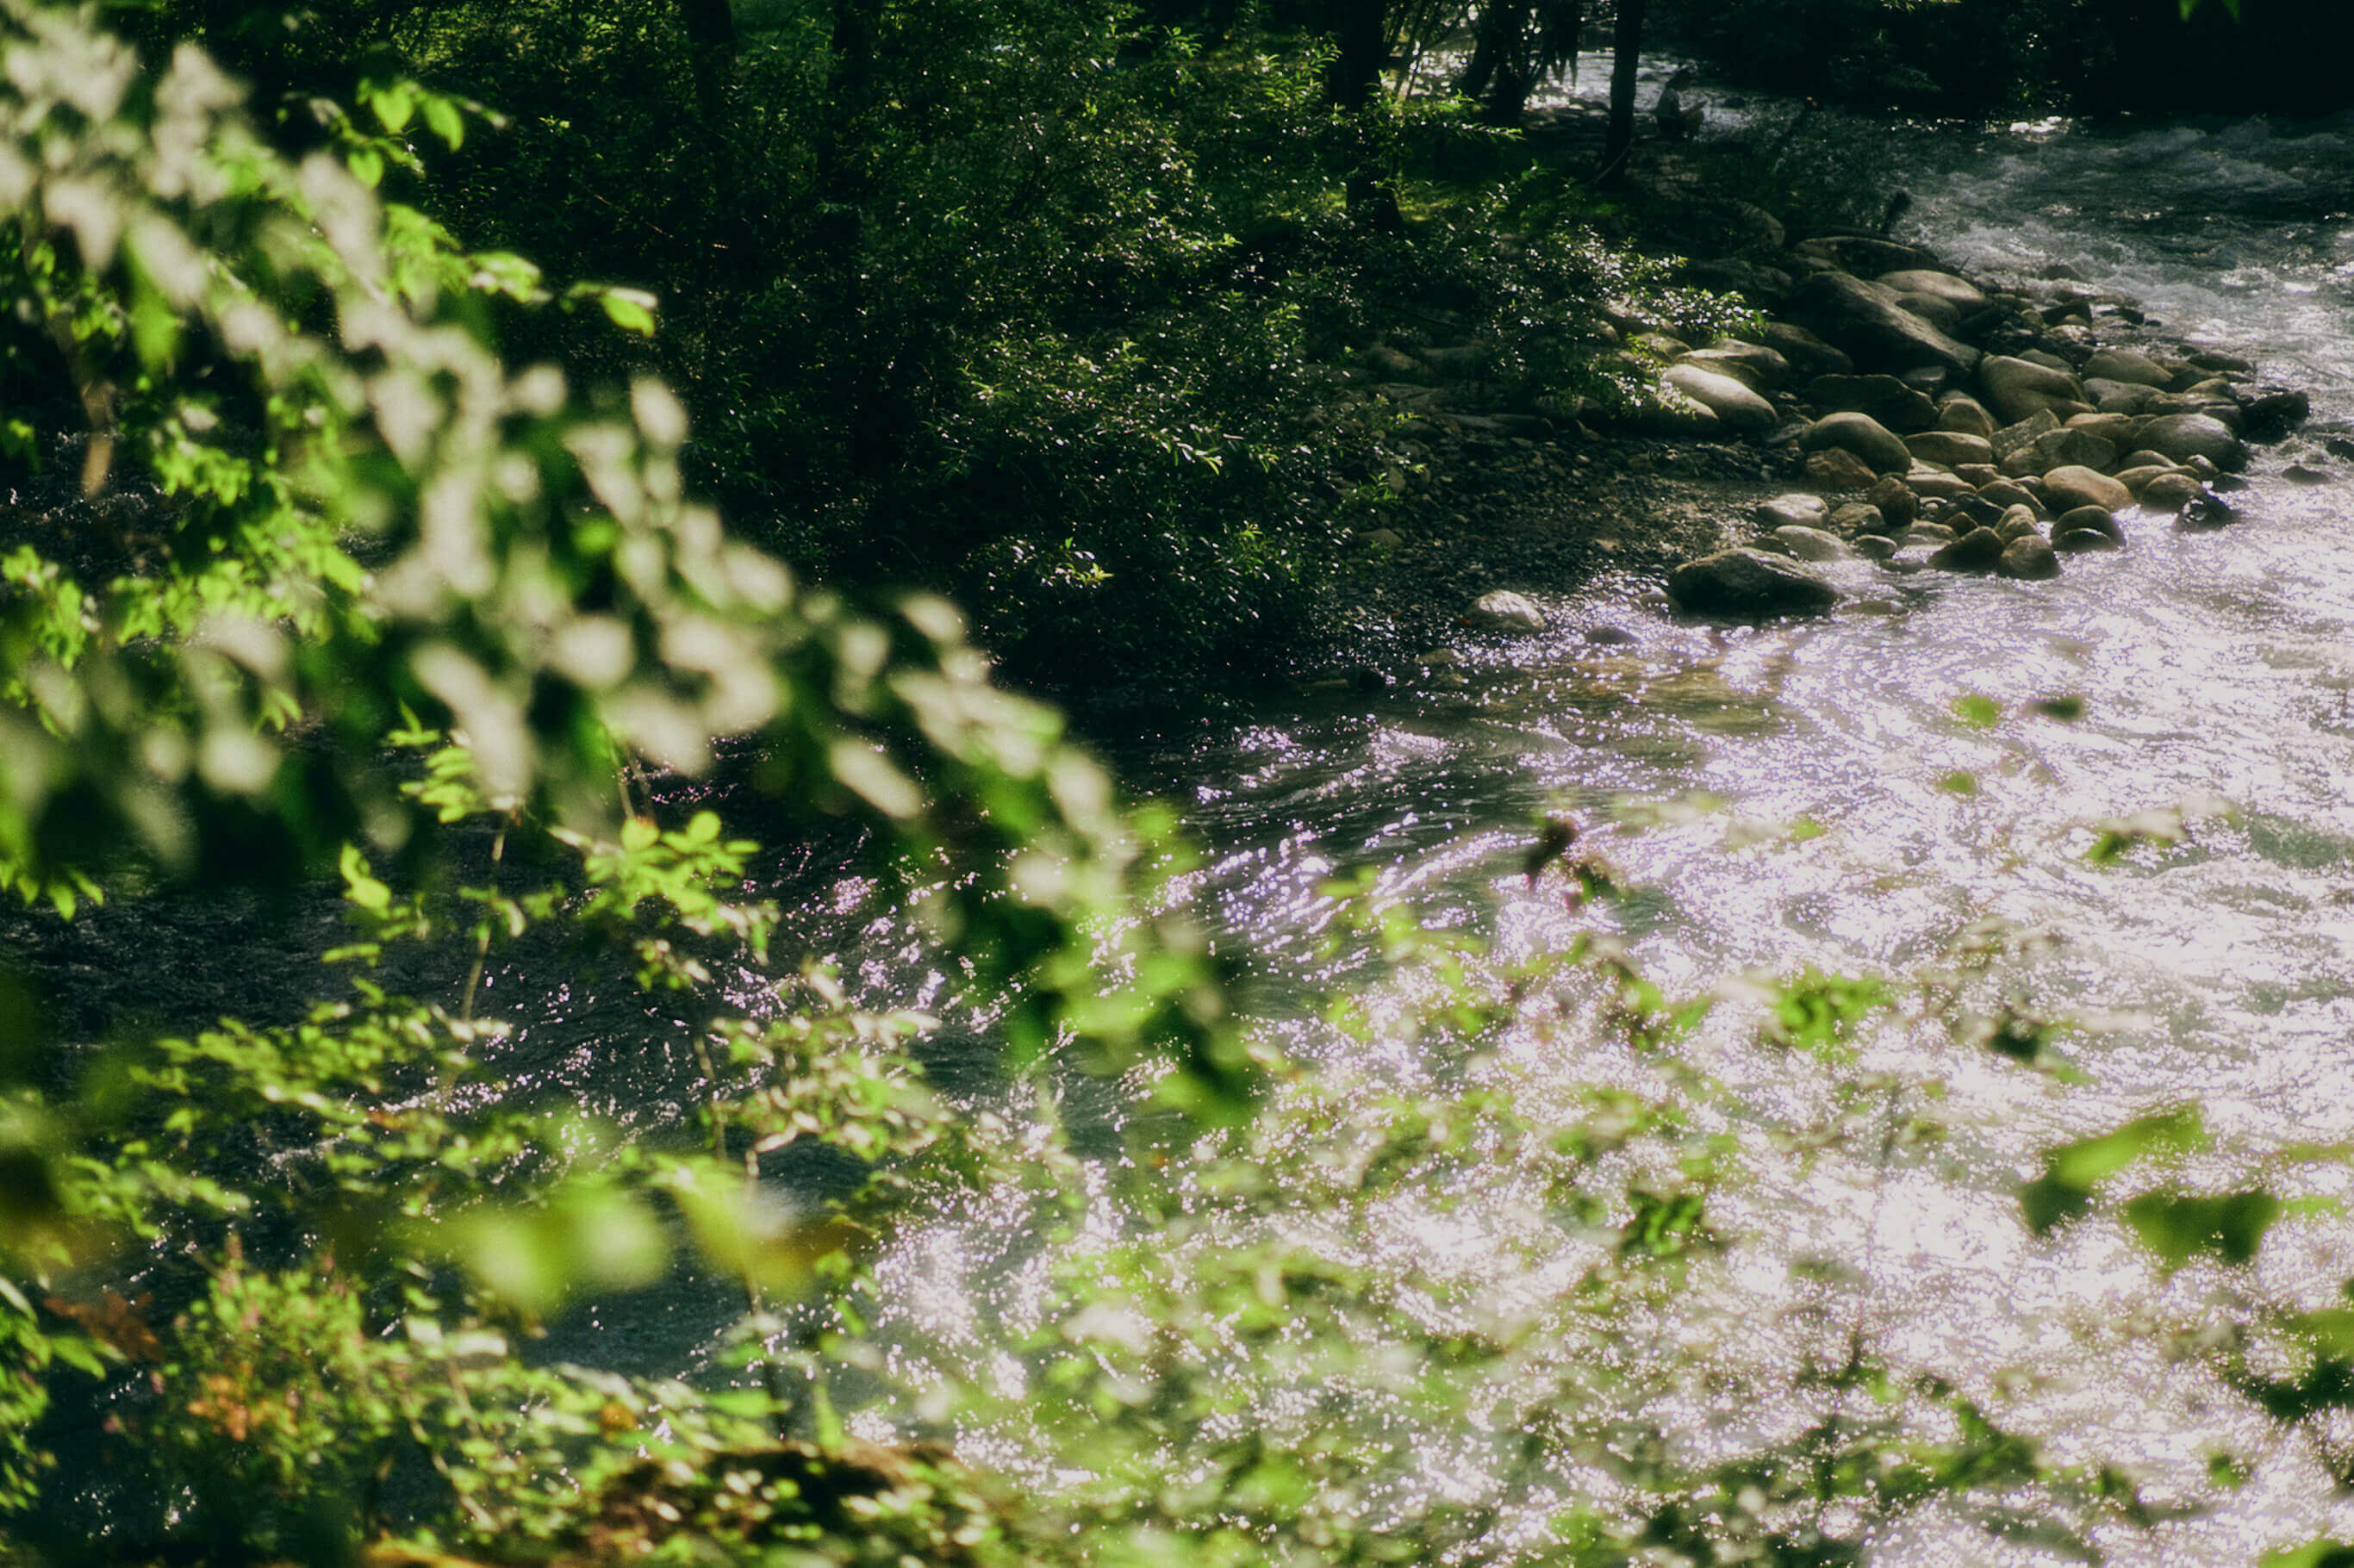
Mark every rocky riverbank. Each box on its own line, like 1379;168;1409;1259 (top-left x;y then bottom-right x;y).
1300;126;2321;695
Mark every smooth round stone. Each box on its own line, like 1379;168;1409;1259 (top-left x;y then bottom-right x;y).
1996;505;2041;542
1467;590;1547;633
2054;528;2121;553
1828;501;1887;535
2139;472;2204;512
1755;494;1831;530
1853;534;1898;562
1667;548;1842;617
1998;535;2062;580
1772;525;1852;562
2043;464;2134;513
2055;504;2119;540
1802;411;1914;473
1928;527;2005;572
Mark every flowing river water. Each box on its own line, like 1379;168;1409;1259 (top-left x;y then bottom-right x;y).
43;92;2354;1566
819;107;2354;1564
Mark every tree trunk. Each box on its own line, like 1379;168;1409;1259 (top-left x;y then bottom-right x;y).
677;0;735;124
1323;0;1386;110
1600;0;1646;181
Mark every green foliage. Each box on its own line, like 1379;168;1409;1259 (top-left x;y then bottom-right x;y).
2020;1109;2207;1235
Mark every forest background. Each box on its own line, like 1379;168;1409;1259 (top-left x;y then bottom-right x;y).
0;0;2351;1565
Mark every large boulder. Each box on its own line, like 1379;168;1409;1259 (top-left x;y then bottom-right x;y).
1667;549;1842;617
1801;411;1913;473
1978;355;2091;424
1758;320;1853;378
1679;341;1792;391
1791;234;1946;274
1787;271;1982;380
1662;364;1778;432
1808;373;1936;432
1893;291;1964;332
1906;430;1995;470
1877;269;1990;309
2042;465;2134;513
2137;411;2247;470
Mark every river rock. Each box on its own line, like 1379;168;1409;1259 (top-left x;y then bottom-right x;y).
2068;411;2145;446
1928;527;2005;571
1667;548;1842;617
1853;533;1898;562
1828;501;1888;535
2139;471;2204;512
2043;464;2134;513
1893;291;1964;332
1998;535;2062;580
2089;380;2164;414
1910;470;1976;500
1906;430;1994;469
1899;364;1958;397
1867;474;1919;525
2001;427;2116;478
1758;320;1853;377
1976;479;2040;513
2137;411;2246;470
2055;504;2120;540
1802;411;1913;472
1787;271;1982;380
1877;269;1990;308
1990;408;2061;461
1663;364;1778;432
1682;340;1792;390
2243;387;2311;441
1808;373;1937;432
1793;235;1946;275
2117;451;2176;476
1978;355;2091;424
1467;590;1547;633
1908;520;1958;544
2055;527;2120;552
1805;447;1880;489
1755;493;1830;530
1937;395;1997;439
1773;525;1851;561
2180;490;2239;529
2081;347;2173;387
1995;505;2040;542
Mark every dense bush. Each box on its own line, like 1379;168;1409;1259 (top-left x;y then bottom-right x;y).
84;0;1747;701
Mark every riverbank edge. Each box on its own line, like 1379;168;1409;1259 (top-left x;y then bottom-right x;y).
1139;109;2322;726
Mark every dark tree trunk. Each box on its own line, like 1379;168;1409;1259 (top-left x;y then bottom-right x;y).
1458;2;1518;107
1600;0;1646;180
1323;0;1386;110
678;0;736;123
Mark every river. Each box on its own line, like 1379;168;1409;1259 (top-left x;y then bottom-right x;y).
825;103;2354;1565
37;89;2354;1566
